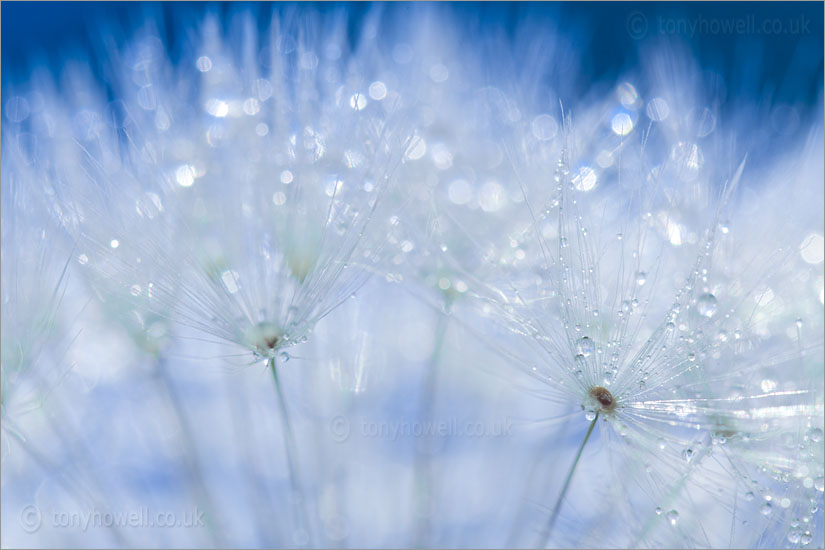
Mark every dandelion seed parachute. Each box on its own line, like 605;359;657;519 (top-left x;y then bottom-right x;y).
446;63;825;547
22;10;413;363
4;7;415;547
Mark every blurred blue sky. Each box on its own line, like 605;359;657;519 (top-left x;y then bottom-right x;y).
2;2;823;109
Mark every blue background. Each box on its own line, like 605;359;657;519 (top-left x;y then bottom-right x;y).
2;2;823;110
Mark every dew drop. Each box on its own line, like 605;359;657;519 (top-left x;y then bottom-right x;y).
196;56;213;72
5;96;30;123
279;351;290;363
655;507;662;515
635;271;647;286
814;476;824;491
761;378;778;393
682;448;695;463
744;491;755;501
349;93;367;110
761;502;773;516
801;532;812;545
576;337;595;357
220;270;240;294
808;428;823;442
78;254;89;265
584;410;596;421
611;113;634;136
176;164;195;187
531;114;558;141
666;509;679;525
368;81;387;101
788;530;801;544
696;293;718;318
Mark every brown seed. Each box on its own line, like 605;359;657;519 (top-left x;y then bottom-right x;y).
264;335;280;349
590;386;615;411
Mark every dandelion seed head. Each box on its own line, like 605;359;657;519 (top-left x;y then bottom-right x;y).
455;62;825;543
8;9;414;366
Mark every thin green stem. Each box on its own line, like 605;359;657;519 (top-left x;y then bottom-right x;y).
413;313;450;548
537;412;599;549
154;356;224;547
224;370;278;544
269;357;314;547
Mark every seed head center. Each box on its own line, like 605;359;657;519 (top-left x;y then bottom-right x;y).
245;321;284;358
589;386;615;412
263;333;280;349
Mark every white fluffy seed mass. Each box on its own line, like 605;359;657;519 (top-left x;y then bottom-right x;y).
1;4;822;549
